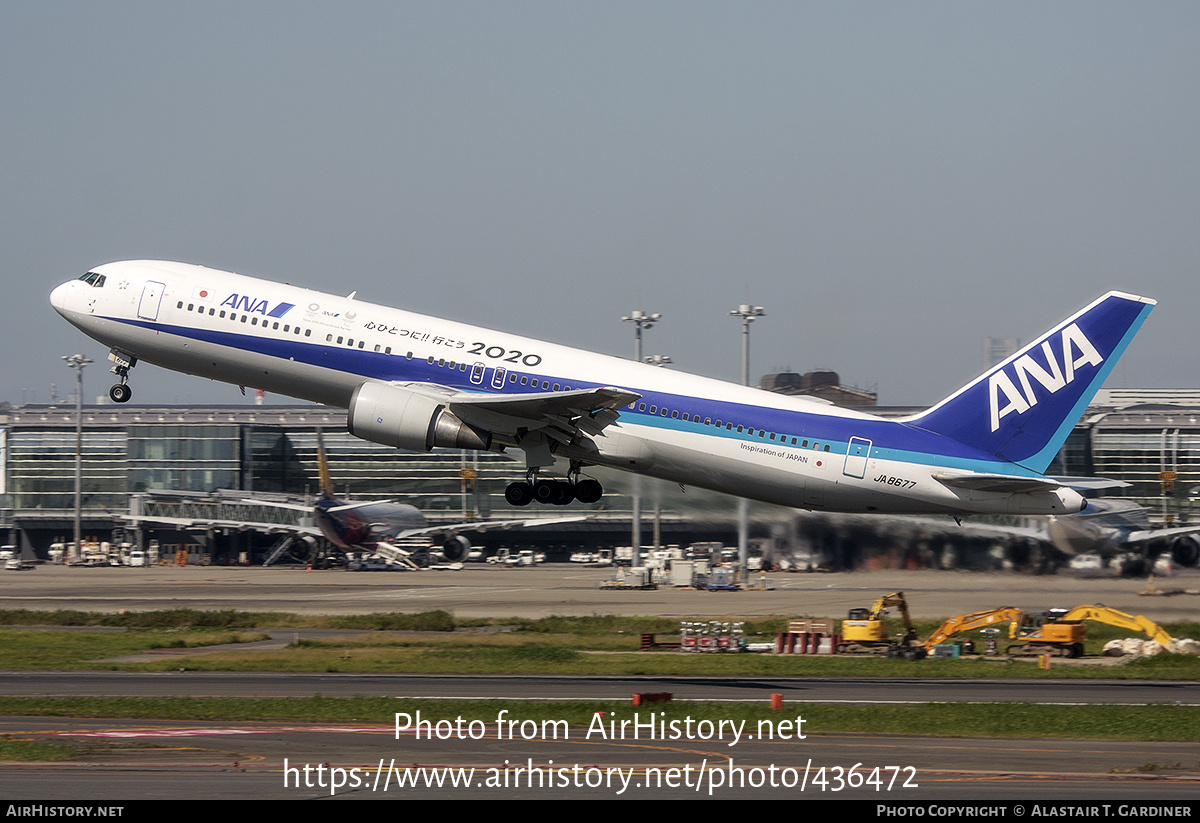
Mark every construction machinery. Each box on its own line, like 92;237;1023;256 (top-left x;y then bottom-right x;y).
924;607;1024;655
837;591;925;658
1057;605;1175;650
924;604;1176;658
1003;609;1088;658
922;606;1084;658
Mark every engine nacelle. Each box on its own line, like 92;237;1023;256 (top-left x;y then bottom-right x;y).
441;535;471;563
1171;536;1200;568
348;382;491;452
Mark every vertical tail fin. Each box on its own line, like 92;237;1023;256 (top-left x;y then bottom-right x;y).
908;291;1155;473
316;429;335;499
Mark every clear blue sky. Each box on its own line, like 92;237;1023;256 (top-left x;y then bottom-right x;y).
5;2;1197;406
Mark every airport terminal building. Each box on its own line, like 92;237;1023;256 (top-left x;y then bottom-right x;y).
1;391;1196;561
0;403;707;560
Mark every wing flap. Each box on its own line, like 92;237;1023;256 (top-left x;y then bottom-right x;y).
444;386;640;443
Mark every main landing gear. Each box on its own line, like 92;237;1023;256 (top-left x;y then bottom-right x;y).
107;349;136;404
504;467;604;507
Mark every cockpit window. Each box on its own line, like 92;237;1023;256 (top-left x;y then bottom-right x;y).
78;271;105;287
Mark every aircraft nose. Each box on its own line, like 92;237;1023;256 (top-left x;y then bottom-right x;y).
50;280;75;316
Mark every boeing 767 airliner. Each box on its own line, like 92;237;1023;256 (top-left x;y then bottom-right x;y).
50;261;1154;516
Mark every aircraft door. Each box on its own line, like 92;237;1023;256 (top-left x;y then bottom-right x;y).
490;366;507;389
137;281;166;321
470;362;486;385
843;436;872;479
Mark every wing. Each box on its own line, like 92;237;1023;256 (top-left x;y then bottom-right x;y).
394;514;588;541
349;381;642;467
408;382;641;467
1125;524;1200;545
119;513;321;536
449;385;638;435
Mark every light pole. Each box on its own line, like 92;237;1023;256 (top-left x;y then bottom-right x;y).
645;353;672;551
61;354;92;560
622;310;661;364
729;304;765;385
729;304;765;579
621;310;661;569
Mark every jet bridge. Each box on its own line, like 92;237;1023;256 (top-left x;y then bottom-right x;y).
126;488;322;565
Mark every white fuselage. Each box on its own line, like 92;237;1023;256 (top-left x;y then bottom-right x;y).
50;260;1087;516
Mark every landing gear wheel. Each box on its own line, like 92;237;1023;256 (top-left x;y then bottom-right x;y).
505;482;534;506
574;478;603;504
533;479;560;504
551;482;575;506
109;383;132;403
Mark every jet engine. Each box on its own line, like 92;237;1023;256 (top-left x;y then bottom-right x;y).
441;535;471;563
348;382;491;452
1171;535;1200;568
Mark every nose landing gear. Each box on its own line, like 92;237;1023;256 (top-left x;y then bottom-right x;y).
107;349;137;404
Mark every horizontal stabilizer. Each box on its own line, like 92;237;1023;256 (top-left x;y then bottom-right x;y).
932;472;1063;494
1046;476;1131;491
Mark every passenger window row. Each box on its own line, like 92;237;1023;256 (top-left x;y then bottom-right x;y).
423;357;575;392
176;299;313;337
169;295;826;451
630;400;829;451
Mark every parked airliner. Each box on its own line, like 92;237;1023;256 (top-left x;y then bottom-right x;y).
309;433;582;566
51;261;1154;516
1048;498;1200;571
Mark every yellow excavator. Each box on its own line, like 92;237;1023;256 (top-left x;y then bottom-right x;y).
837;592;925;659
1002;609;1088;658
923;607;1024;655
924;605;1176;658
1056;605;1175;650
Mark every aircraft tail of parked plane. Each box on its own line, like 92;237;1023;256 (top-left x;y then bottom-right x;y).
50;261;1155;518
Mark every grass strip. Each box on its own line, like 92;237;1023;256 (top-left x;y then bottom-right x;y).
0;735;77;761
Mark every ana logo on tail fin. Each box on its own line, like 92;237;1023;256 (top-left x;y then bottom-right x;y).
910;291;1155;473
988;322;1103;433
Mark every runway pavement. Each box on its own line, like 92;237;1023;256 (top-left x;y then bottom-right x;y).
3;716;1199;800
3;671;1199;705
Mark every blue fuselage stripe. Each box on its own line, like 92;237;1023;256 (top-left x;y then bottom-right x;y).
111;315;1025;475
